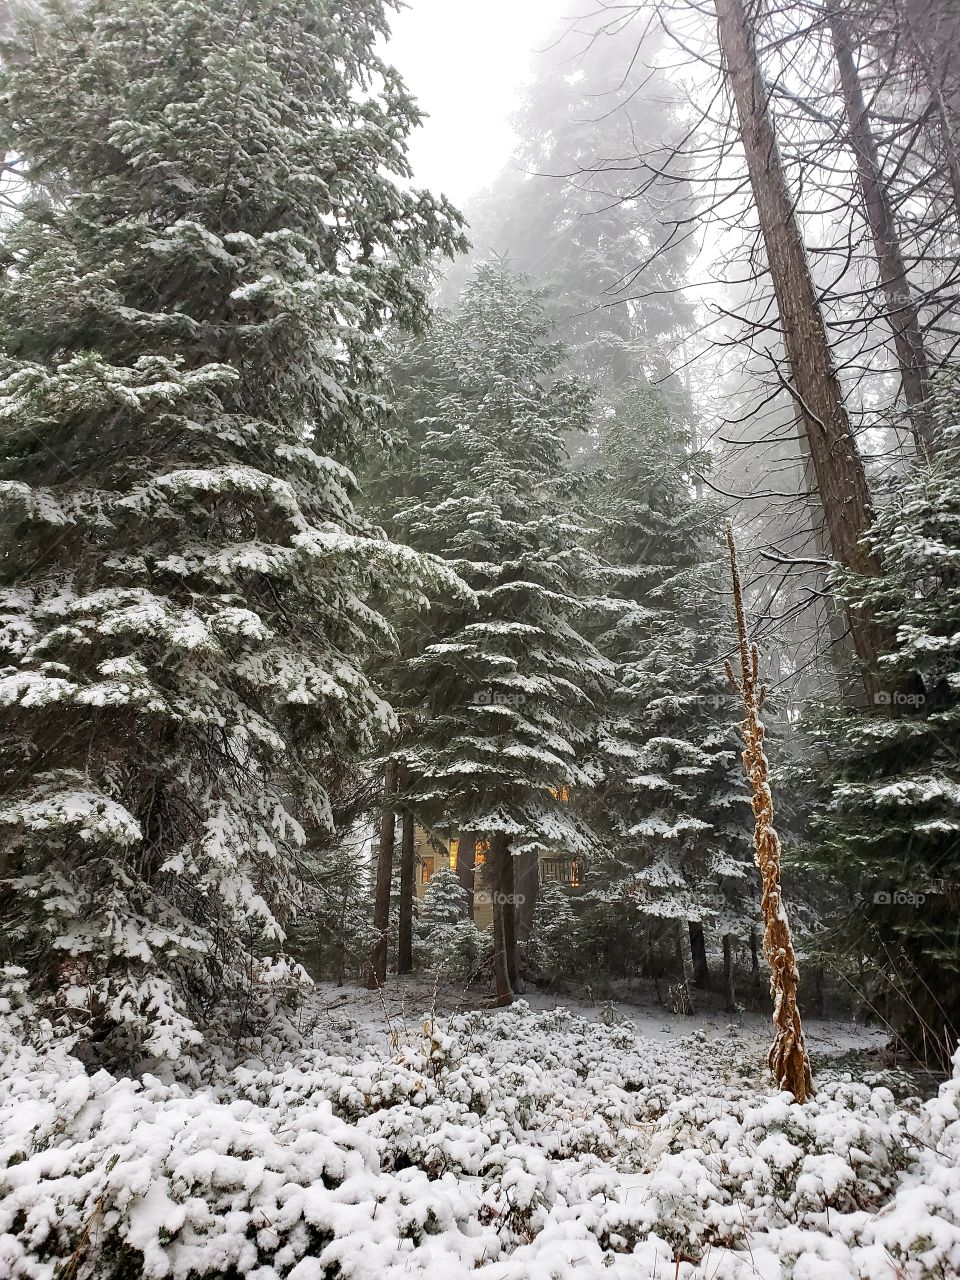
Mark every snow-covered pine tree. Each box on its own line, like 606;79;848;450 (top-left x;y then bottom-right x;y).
585;384;755;991
0;0;465;1062
527;880;579;985
384;263;609;1002
291;826;374;987
800;397;960;1068
413;868;484;980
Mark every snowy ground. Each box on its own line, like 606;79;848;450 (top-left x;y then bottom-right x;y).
2;973;959;1279
314;976;893;1076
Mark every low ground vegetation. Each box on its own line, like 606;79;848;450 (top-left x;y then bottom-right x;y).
2;973;958;1280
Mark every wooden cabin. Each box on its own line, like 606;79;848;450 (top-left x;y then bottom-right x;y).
414;828;582;929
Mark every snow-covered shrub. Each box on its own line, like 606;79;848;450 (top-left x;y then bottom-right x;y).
0;965;32;1036
0;1043;459;1280
3;987;960;1280
636;1080;917;1256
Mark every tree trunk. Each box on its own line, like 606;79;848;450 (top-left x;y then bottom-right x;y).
723;933;737;1013
750;927;763;989
514;847;539;943
490;832;515;1005
397;773;415;975
364;760;396;991
673;920;695;1013
688;920;710;987
726;526;815;1102
830;15;933;453
713;0;885;681
795;408;857;676
502;846;520;991
336;880;349;987
903;0;960;227
457;832;477;919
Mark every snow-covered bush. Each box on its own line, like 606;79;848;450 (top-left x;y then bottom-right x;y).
3;987;960;1280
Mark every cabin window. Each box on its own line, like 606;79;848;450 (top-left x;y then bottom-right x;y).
541;855;582;887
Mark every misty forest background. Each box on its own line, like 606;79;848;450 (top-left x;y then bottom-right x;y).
0;0;959;1079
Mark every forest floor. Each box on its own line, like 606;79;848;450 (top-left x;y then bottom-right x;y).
2;974;959;1279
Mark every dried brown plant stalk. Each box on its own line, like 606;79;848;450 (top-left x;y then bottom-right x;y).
724;523;815;1103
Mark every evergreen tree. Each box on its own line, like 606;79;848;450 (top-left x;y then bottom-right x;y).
526;880;579;985
0;0;464;1061
584;384;755;984
384;263;609;1002
413;868;484;980
801;400;960;1068
293;827;374;987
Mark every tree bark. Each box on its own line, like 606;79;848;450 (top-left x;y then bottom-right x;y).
673;921;695;1013
457;832;477;920
364;760;396;990
726;525;815;1101
750;927;762;989
514;847;539;943
336;878;349;987
795;408;857;675
490;832;515;1005
502;846;520;991
902;0;960;227
723;933;737;1013
830;15;933;453
397;773;415;975
688;920;710;987
713;0;885;680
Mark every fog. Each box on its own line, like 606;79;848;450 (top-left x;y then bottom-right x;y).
385;0;563;206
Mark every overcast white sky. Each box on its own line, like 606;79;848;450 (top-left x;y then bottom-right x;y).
385;0;566;209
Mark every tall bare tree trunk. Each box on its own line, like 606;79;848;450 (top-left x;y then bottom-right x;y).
514;847;539;943
457;832;477;919
397;766;415;975
725;525;814;1102
365;760;396;991
490;832;515;1005
714;0;884;679
831;15;933;453
750;926;763;990
795;410;857;674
